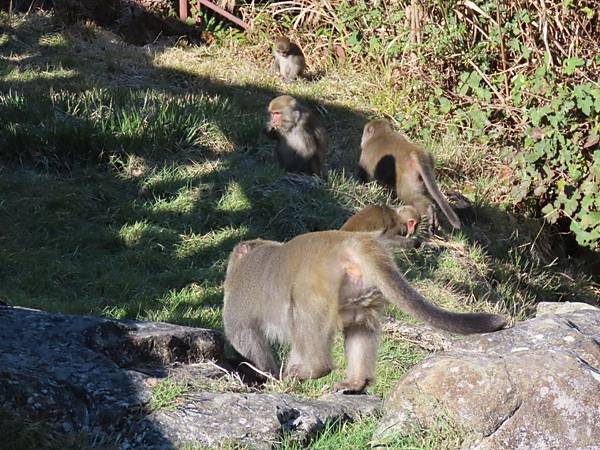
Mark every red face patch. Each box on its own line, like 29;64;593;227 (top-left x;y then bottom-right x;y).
407;219;416;235
271;111;282;127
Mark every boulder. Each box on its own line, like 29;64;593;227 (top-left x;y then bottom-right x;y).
0;306;382;448
374;304;600;450
125;392;382;449
0;306;224;436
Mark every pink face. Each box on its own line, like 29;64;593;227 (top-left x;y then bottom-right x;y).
271;111;282;128
406;219;416;236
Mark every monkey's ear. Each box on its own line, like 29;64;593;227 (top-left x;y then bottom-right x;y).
366;124;375;137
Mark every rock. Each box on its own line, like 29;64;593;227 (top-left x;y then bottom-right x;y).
0;306;224;437
126;392;382;449
374;309;600;450
0;306;383;448
536;301;598;316
84;319;223;368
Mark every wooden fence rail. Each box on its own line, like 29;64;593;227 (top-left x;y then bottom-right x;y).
178;0;249;30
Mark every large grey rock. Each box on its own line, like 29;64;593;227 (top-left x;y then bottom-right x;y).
0;306;382;448
0;306;224;437
126;392;382;449
536;300;598;316
374;307;600;450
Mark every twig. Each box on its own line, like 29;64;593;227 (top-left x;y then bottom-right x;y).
466;58;506;106
495;4;509;97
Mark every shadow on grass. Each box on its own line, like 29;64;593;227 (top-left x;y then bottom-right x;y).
1;10;598;447
0;12;358;319
1;11;597;328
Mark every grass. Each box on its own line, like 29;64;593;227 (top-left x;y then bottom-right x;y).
149;378;191;412
1;10;599;449
276;414;465;450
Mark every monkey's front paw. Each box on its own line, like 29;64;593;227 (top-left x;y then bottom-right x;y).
333;380;368;395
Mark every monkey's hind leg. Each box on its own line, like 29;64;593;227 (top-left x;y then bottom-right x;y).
285;302;336;381
228;325;279;377
335;319;380;394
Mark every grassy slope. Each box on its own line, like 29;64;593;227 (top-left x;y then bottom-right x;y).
1;12;598;449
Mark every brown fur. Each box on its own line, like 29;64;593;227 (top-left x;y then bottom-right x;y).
358;120;461;232
341;204;420;237
272;37;306;82
223;230;506;393
265;95;328;176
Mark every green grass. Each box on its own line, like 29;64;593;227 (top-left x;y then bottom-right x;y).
1;11;598;449
276;414;465;450
149;378;191;412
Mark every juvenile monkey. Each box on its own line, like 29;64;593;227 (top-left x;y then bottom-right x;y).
341;204;420;237
264;95;328;176
272;36;306;82
223;231;506;394
358;120;461;233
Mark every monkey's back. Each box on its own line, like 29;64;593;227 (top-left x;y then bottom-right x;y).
341;206;391;232
223;243;295;341
362;132;429;198
276;111;327;175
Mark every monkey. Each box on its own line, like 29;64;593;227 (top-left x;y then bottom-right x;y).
223;230;506;394
272;36;306;82
357;120;461;233
341;204;420;238
264;95;328;176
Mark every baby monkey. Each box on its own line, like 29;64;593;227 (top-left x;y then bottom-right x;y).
272;36;306;82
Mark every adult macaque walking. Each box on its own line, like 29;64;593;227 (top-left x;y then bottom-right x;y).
264;95;327;176
223;231;506;394
357;120;461;233
272;36;306;82
341;204;420;237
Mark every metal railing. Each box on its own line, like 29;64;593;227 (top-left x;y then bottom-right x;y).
178;0;249;30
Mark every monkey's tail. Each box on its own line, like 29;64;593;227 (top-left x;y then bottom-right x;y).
359;242;506;334
414;155;461;229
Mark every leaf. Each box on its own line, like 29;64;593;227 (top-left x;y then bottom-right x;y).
438;97;452;114
563;57;585;76
564;195;579;216
541;203;559;223
511;183;530;202
576;95;593;116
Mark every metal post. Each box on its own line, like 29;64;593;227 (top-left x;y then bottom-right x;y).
179;0;188;22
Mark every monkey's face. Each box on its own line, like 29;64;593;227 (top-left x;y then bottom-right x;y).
270;109;282;128
406;219;417;236
275;37;291;55
396;206;419;236
267;96;298;131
